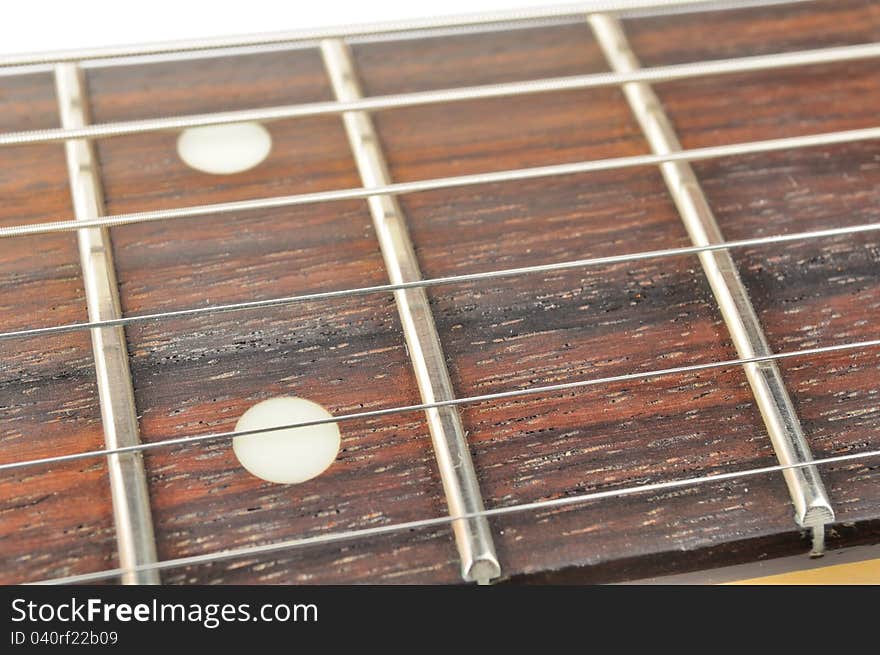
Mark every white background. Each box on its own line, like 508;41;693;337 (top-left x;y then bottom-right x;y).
0;0;561;56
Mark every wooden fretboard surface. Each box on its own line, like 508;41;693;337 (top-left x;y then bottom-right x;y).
0;0;878;584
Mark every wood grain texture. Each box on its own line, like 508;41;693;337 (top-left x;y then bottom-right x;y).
0;0;877;584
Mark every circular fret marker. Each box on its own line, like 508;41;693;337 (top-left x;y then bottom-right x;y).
176;122;271;174
233;397;341;484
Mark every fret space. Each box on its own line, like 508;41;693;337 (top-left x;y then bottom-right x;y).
0;0;878;584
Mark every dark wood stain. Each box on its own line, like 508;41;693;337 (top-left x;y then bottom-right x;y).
0;0;877;584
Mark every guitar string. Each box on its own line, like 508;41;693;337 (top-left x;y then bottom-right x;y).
30;446;880;585
1;125;879;240
3;337;878;473
0;1;810;76
0;0;804;68
0;220;877;342
2;41;878;148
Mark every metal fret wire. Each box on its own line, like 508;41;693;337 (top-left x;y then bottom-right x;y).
1;220;878;342
589;10;834;535
2;125;879;239
3;41;879;148
0;0;788;68
32;446;880;585
3;337;878;473
54;63;161;584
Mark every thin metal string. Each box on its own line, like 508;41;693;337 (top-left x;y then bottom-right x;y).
31;446;880;585
2;41;878;148
0;2;814;78
0;1;780;68
2;125;879;239
18;1;807;73
2;220;878;342
3;338;878;473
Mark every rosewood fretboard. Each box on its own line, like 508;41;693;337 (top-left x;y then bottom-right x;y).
1;0;879;584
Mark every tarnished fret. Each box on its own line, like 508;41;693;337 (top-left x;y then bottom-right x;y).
588;13;834;554
320;39;501;583
54;63;160;583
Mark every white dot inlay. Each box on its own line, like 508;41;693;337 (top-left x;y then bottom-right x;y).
176;122;271;174
233;397;341;484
